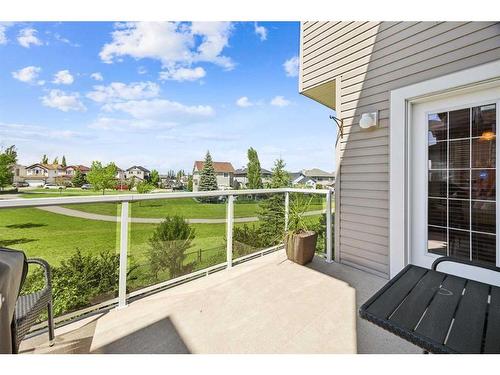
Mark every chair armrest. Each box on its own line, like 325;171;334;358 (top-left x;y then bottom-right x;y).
26;258;52;289
432;256;500;273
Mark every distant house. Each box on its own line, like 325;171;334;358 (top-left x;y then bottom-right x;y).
192;161;235;192
115;167;126;181
233;167;272;188
290;168;335;189
25;163;65;186
12;164;27;183
125;166;150;181
64;165;90;177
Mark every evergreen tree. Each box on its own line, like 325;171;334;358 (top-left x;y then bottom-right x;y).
257;158;291;245
52;156;59;165
187;175;193;192
41;154;48;164
61;155;67;167
150;169;160;187
199;151;218;192
71;170;87;187
0;145;17;190
246;147;263;189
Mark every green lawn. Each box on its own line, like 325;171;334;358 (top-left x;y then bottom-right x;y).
19;188;138;199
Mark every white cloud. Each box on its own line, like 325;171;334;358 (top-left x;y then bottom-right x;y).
17;28;42;48
236;96;254;108
12;66;42;84
254;22;267;41
99;22;234;76
90;72;104;81
283;56;299;77
52;70;74;85
104;98;215;121
137;66;147;75
41;89;86;112
159;66;206;82
270;95;291;107
89;117;176;132
0;122;84;141
0;24;10;45
87;81;160;103
54;33;79;47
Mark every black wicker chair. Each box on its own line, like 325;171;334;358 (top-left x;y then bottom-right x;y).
13;258;55;353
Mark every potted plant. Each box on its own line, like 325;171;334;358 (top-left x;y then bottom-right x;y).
284;194;318;265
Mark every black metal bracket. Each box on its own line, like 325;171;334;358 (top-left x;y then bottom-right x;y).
330;115;344;146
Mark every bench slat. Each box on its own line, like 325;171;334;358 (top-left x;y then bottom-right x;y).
414;275;466;345
390;271;446;330
446;280;490;353
366;266;427;319
484;286;500;353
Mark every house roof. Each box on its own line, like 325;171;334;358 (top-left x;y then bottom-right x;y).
194;161;235;173
295;176;316;185
234;167;272;176
302;168;335;178
26;163;63;171
66;165;90;172
127;166;150;173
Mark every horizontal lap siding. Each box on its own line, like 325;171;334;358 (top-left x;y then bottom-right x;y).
301;21;500;277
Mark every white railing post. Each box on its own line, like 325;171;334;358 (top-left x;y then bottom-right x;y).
118;201;129;309
326;189;333;263
284;191;290;232
226;195;234;269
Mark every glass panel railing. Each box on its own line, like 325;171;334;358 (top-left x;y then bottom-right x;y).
127;196;228;293
232;192;285;260
0;202;120;319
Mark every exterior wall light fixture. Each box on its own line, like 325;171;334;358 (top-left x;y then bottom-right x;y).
359;112;378;129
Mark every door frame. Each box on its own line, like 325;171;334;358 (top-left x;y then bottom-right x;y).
389;60;500;278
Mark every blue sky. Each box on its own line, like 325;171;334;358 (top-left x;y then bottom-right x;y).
0;21;334;173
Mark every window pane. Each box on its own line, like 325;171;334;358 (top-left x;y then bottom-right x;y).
448;170;469;199
449;199;469;230
428;170;447;198
449;108;470;139
428;142;447;169
449;229;470;260
429;198;447;227
472;138;496;168
449;139;470;169
428;226;447;256
472;104;496;138
472;233;496;266
471;169;496;200
428;112;448;141
471;201;495;234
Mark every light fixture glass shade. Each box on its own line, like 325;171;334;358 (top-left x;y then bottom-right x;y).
359;112;377;129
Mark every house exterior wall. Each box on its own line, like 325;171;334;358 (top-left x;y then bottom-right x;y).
300;21;500;277
192;171;233;191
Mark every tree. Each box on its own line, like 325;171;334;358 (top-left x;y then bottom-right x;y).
199;151;218;192
176;169;185;182
247;147;263;189
136;180;155;194
148;215;195;279
0;145;17;190
52;156;59;165
256;158;291;245
72;170;87;187
150;169;160;187
61;155;67;167
187;175;193;192
87;161;118;195
41;154;48;164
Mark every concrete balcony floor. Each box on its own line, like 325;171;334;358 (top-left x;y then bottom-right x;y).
20;251;420;354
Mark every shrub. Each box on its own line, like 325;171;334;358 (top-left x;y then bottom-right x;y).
148;215;195;280
22;249;138;317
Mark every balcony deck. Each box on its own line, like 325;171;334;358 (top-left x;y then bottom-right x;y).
20;251;420;354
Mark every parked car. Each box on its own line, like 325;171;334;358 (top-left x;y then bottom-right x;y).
81;184;92;190
13;181;29;187
43;183;66;190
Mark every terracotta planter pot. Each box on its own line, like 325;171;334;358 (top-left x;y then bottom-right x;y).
285;230;318;265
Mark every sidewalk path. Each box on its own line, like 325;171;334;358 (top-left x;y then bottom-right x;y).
37;206;325;224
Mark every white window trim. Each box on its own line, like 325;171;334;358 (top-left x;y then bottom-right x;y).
389;60;500;278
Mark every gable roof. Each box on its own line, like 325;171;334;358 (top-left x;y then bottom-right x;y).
66;165;90;172
26;163;63;171
302;168;335;178
194;161;235;173
127;165;150;173
234;167;272;176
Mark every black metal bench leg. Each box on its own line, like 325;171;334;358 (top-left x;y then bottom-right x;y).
47;300;55;346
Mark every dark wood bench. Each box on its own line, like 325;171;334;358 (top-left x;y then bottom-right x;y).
359;257;500;354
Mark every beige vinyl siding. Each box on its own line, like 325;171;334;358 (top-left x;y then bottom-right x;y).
300;21;500;277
